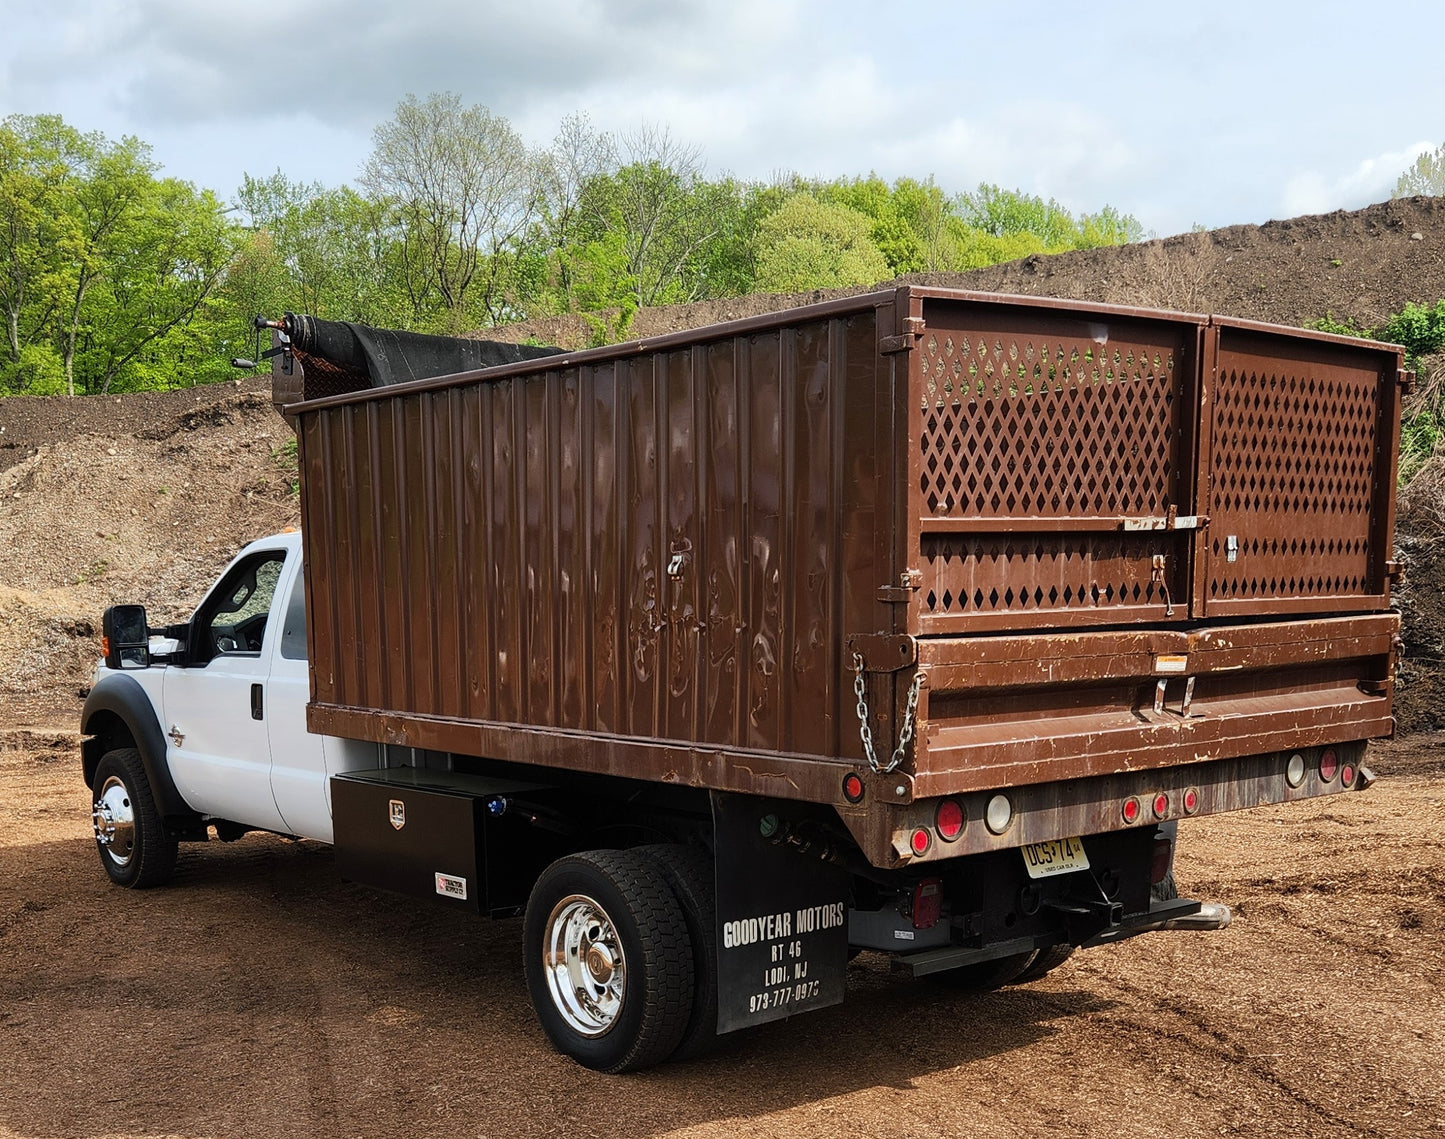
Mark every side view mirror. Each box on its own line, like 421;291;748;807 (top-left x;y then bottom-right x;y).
102;605;150;670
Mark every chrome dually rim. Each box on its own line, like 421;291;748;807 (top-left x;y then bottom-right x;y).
93;775;136;866
543;893;626;1036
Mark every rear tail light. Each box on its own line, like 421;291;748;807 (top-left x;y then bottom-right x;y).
910;827;932;856
1152;792;1169;819
842;772;865;803
1319;748;1339;782
1182;787;1199;814
985;795;1013;835
935;798;965;841
1122;796;1141;824
912;879;942;929
1341;763;1357;788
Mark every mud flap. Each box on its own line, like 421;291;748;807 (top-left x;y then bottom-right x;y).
711;792;850;1034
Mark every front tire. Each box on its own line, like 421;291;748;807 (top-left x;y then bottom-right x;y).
91;747;177;888
523;849;694;1072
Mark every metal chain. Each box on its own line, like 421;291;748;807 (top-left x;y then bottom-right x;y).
851;651;924;774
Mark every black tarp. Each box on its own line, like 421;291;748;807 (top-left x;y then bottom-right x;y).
284;312;562;390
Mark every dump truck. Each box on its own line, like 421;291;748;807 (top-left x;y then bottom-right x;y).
81;287;1406;1072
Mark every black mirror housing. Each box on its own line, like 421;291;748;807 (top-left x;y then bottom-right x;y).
102;605;150;669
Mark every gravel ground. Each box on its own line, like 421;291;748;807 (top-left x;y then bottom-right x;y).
0;729;1441;1139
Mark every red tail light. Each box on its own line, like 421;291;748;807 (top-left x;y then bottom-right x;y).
910;828;932;856
1182;787;1199;814
1122;797;1141;824
935;798;965;841
842;772;865;803
912;879;942;929
1152;793;1169;819
1340;763;1356;788
1319;748;1339;782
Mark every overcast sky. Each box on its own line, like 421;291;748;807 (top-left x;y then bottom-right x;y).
2;0;1441;236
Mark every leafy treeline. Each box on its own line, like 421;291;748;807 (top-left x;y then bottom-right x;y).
1316;300;1445;482
2;96;1143;396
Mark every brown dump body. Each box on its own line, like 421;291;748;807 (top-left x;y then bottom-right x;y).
286;287;1403;860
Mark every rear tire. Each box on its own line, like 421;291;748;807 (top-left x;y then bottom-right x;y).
930;949;1036;991
523;849;694;1072
636;843;719;1061
1014;944;1075;983
90;747;177;888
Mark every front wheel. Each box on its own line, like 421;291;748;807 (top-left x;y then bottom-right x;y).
522;849;694;1072
91;747;177;888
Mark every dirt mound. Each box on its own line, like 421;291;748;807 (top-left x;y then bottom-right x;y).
0;379;299;722
494;197;1445;350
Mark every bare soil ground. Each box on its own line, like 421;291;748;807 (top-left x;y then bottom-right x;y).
3;197;1445;1137
0;728;1441;1139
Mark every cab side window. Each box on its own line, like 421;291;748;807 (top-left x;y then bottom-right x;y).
194;552;286;662
279;564;307;661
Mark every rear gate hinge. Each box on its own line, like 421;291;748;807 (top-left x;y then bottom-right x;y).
877;567;923;603
879;316;926;354
846;633;918;671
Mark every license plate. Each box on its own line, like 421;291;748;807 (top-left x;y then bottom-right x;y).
1021;836;1090;879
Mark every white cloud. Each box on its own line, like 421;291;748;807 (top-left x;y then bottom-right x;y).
1281;142;1433;218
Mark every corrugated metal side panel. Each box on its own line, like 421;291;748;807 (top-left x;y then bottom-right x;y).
301;309;890;764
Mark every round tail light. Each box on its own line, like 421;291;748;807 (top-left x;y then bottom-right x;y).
1122;796;1142;824
1319;748;1339;782
1152;793;1169;819
935;798;965;841
985;794;1013;835
1182;787;1199;814
842;772;865;803
1340;763;1357;788
910;827;932;856
1285;752;1306;787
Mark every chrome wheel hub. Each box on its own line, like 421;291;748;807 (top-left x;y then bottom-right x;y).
92;776;136;866
543;894;626;1037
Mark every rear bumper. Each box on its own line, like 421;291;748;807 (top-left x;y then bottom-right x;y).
838;739;1373;868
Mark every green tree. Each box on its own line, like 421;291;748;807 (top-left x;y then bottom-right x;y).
234;171;401;326
1393;143;1445;198
363;92;542;330
0;114;237;396
753;194;891;293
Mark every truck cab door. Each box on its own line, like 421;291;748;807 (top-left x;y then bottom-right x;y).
162;548;289;834
264;556;337;842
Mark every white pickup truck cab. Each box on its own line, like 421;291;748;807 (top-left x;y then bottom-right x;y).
82;532;376;884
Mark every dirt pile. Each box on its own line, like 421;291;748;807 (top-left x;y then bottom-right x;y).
0;377;299;722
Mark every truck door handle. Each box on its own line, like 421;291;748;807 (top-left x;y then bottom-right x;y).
251;683;264;721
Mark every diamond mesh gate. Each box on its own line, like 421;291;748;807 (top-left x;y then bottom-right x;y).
911;302;1197;633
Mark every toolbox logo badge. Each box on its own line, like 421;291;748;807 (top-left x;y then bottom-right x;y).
388;799;405;830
